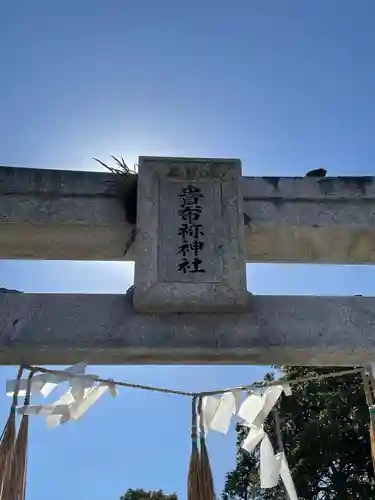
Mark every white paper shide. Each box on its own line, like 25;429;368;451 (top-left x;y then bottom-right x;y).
238;384;298;498
8;362;118;427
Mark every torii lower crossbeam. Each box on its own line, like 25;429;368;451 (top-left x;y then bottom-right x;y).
0;292;373;366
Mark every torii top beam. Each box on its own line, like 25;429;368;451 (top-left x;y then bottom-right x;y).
1;162;375;265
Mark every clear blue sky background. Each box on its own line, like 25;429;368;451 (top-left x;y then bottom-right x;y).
1;1;375;499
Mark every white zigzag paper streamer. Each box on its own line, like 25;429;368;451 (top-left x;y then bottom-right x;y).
7;361;89;398
242;427;298;499
200;389;243;435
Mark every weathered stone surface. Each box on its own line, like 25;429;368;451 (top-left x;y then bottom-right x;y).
3;165;375;263
242;176;375;263
133;157;248;312
0;165;134;260
0;292;375;366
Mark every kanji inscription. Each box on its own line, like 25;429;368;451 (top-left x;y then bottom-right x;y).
177;185;206;275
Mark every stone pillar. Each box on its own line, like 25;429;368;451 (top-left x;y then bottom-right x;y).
133;156;248;313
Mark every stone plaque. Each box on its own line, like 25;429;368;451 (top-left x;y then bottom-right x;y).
133;157;248;313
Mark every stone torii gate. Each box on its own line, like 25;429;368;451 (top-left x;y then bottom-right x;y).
1;157;375;366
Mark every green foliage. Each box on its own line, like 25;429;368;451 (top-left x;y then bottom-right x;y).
93;155;138;225
222;366;375;500
93;154;137;177
93;155;138;255
120;488;177;500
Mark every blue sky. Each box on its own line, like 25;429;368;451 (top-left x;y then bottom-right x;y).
1;1;375;499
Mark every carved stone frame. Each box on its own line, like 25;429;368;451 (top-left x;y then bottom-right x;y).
133;156;248;313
